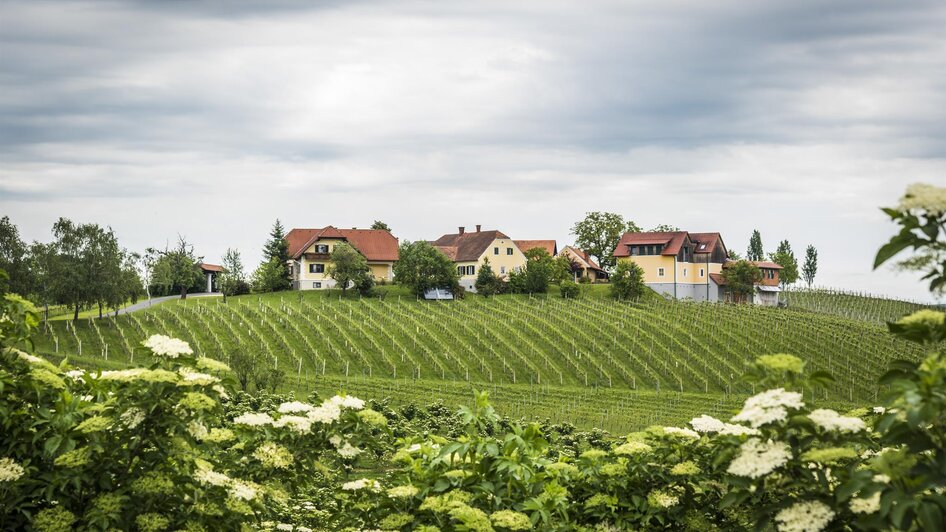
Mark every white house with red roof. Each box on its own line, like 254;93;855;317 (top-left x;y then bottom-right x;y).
285;226;398;290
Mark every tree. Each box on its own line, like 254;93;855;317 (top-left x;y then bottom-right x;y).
393;241;460;297
769;239;799;287
802;245;818;287
570;212;639;271
150;236;204;300
260;219;290;291
747;230;764;262
727;249;743;261
722;260;762;303
328;243;370;294
47;218;99;320
218;248;248;301
610;260;646;300
0;216;32;297
648;224;680;232
230;350;255;391
474;257;501;296
371;220;391;232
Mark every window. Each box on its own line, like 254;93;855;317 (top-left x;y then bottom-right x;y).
500;266;506;274
315;244;329;253
658;267;665;277
494;247;499;255
458;266;464;276
683;268;688;277
699;268;705;277
466;265;475;275
309;264;324;273
312;282;321;289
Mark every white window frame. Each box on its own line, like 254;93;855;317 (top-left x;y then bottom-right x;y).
658;267;665;277
494;247;499;255
500;266;506;274
507;247;513;255
699;268;705;277
683;268;688;277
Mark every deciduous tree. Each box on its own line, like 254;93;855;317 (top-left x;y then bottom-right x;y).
149;236;204;300
570;212;639;271
722;260;762;303
769;239;799;287
0;216;31;296
371;220;391;232
218;248;248;301
393;241;460;297
648;224;680;232
802;245;818;287
610;260;646;300
328;243;371;294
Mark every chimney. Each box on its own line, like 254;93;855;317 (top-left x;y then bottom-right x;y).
475;224;481;232
458;226;465;235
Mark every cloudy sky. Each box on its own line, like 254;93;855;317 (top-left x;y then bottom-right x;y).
2;0;944;300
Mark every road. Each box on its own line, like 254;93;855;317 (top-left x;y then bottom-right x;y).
107;292;222;316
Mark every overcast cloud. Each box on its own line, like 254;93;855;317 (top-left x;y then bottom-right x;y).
1;0;945;301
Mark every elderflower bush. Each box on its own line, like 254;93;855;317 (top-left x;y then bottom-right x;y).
0;292;382;531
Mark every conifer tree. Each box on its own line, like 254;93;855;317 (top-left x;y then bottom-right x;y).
802;245;818;287
747;230;764;261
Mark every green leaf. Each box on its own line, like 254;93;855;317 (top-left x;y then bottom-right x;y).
719;490;749;509
43;435;62;456
874;233;914;269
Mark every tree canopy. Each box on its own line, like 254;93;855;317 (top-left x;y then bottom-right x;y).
610;260;646;300
259;219;290;292
393;241;460;297
769;239;799;287
218;248;249;300
570;212;639;271
149;236;204;300
370;220;391;232
747;230;764;262
328;243;373;295
722;260;762;303
802;245;818;287
474;257;501;296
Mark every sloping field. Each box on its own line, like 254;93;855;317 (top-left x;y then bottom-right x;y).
35;291;925;407
783;287;935;325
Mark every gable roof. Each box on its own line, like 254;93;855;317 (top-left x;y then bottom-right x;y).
198;263;225;273
430;229;510;262
613;231;690;257
721;260;784;270
514;240;557;256
688;232;726;255
561;245;604;271
286;226;399;262
709;272;726;286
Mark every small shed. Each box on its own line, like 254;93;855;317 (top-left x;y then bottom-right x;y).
423;288;455;300
198;263;225;293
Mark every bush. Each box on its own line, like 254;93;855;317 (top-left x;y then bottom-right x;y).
560;280;580;298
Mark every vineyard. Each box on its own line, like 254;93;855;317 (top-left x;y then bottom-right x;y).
782;287;936;325
34;291;923;428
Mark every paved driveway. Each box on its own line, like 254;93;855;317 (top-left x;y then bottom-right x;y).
108;292;222;316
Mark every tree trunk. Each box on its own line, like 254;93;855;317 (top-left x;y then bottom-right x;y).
98;302;103;319
73;304;80;321
180;286;187;300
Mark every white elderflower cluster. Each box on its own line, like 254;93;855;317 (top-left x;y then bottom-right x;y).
872;407;886;414
278;401;314;414
329;435;363;458
663;426;700;439
64;369;86;381
17;352;46;365
647;489;679;509
727;438;792;479
774;500;835;532
141;334;193;358
690;415;760;435
0;457;25;483
899;183;946;214
229;479;259;501
178;368;220;387
119;407;146;430
188;420;209;441
849;492;881;514
307;402;342;424
194;465;258;501
195;467;231;487
731;388;804;428
233;412;275;427
341;478;380;491
328;395;365;410
808;409;866;434
273;415;312;434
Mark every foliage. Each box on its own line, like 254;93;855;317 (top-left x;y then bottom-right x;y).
258;219;291;292
571;212;639;271
770;239;799;286
475;258;501;297
875;183;946;294
648;224;680;232
252;258;290;294
218;248;249;300
0;216;32;297
728;249;743;260
747;229;764;262
393;240;461;297
0;293;384;531
371;220;392;232
722;260;762;302
610;260;645;300
560;280;580;298
803;245;819;287
327;243;373;295
149;236;204;300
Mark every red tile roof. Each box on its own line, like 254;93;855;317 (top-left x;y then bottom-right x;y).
286;226;399;262
709;272;726;286
430;229;510;262
561;245;605;272
689;232;726;255
752;261;784;270
515;240;557;256
613;231;690;257
198;263;225;273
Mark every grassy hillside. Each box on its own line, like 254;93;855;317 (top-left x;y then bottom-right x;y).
782;287;936;325
35;290;925;406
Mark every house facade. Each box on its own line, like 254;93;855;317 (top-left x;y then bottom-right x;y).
558;246;608;282
430;226;529;292
613;231;728;302
286;226;398;290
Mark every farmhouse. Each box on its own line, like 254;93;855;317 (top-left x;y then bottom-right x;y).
285;226;398;290
430;226;529;292
613;231;728;302
558;246;608;282
712;261;784;306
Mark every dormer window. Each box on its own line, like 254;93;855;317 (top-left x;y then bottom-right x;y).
315;244;329;253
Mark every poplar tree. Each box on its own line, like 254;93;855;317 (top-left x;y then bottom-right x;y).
747;230;764;261
802;245;818;287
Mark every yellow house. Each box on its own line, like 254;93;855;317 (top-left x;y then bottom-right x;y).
613;231;728;301
286;226;399;290
558;246;608;283
430;226;529;292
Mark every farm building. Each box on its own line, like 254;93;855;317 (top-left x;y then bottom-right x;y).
430;226;530;292
613;231;728;302
558;246;608;282
285;226;398;290
712;261;784;306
